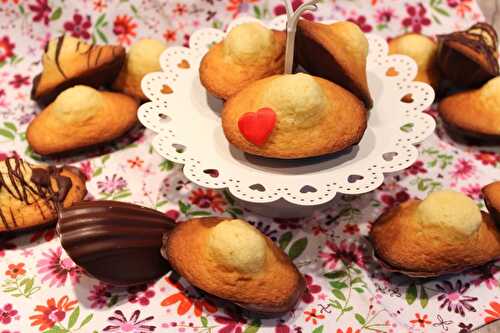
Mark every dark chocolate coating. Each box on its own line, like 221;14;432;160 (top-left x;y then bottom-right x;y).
58;200;175;286
437;22;499;88
31;35;125;107
484;197;500;227
442;120;500;146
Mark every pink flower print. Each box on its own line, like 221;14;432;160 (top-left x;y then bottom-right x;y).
348;15;372;32
471;265;500;290
273;0;314;20
64;14;92;40
8;74;29;88
436;280;477;316
275;323;291;333
451;158;475;181
0;36;15;63
79;161;92;181
97;175;127;194
214;312;246;333
0;304;17;324
128;284;155;306
28;0;52;25
375;7;396;24
460;184;482;200
319;240;366;270
37;247;82;287
302;274;321;303
447;0;472;17
402;3;431;33
165;209;180;222
88;282;114;309
103;310;155;332
406;160;427;175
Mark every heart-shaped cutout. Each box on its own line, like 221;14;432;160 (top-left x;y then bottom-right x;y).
178;59;190;69
300;185;317;193
383;152;398;161
161;84;173;94
347;175;364;183
172;143;186;153
203;169;219;178
386;67;399;77
401;93;413;103
238;108;276;146
249;184;265;192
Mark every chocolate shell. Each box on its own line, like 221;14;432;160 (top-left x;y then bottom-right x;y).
437;22;499;88
483;182;500;226
58;200;175;286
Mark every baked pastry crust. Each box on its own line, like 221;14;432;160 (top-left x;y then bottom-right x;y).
439;77;500;143
113;39;167;101
222;75;367;159
295;20;372;108
388;33;440;89
483;181;500;226
163;217;305;316
199;30;286;100
370;200;500;276
0;158;87;233
27;86;138;155
31;36;125;106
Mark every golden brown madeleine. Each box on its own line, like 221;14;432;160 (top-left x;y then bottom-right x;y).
438;76;500;144
437;22;499;88
370;191;500;277
0;157;87;233
163;217;305;316
31;35;125;106
27;85;138;155
222;73;367;159
388;33;440;89
200;23;286;100
295;20;372;108
113;39;167;101
483;181;500;225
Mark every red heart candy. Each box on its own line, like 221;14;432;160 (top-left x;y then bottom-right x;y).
238;108;276;146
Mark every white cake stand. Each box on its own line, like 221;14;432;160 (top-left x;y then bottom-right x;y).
138;16;435;218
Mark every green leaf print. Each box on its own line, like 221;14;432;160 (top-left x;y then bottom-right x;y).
288;237;308;260
4;122;17;133
243;319;261;333
201;316;208;327
253;5;262;18
68;306;80;329
330;281;348;289
355;313;366;325
331;289;346;301
312;325;324;333
405;283;417;305
78;314;93;330
51;7;62;21
420;285;429;308
324;271;346;279
0;128;15;140
279;231;293;250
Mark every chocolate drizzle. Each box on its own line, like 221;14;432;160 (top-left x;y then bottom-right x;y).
0;157;73;231
437;22;499;87
54;35;68;79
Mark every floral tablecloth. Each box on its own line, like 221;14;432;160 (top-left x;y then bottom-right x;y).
1;0;500;332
